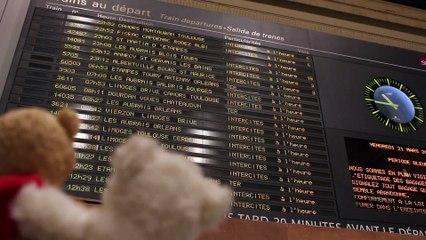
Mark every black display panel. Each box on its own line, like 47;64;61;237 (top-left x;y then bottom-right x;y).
2;0;426;235
346;137;426;215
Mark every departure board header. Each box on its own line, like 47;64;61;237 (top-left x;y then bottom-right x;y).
35;0;426;70
37;0;307;48
2;0;426;236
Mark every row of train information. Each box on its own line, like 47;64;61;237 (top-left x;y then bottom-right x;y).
5;8;335;217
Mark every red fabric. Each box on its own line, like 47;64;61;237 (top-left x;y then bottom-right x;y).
0;174;44;240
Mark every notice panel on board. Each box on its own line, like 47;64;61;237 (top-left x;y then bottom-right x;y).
1;0;426;235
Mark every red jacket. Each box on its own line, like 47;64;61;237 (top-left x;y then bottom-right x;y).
0;174;44;240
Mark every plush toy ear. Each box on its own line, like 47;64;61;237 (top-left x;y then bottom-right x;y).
57;108;80;139
111;135;157;173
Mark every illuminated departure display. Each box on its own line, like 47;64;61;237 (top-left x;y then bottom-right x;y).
6;8;334;217
347;138;426;215
2;0;426;234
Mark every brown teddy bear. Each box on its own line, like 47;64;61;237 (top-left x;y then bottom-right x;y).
0;107;232;240
0;107;79;240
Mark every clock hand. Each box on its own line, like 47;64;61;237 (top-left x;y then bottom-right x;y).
381;94;399;110
373;100;399;109
365;98;399;109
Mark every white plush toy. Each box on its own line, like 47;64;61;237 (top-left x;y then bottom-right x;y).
12;136;232;240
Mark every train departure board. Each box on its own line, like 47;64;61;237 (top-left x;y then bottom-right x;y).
2;0;426;235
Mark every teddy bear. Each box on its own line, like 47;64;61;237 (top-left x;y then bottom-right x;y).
0;107;79;240
1;107;232;240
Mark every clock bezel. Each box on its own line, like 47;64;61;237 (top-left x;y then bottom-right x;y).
364;77;424;132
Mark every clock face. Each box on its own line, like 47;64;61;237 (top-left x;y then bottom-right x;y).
364;77;424;132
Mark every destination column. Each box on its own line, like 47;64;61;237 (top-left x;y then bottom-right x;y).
9;9;229;199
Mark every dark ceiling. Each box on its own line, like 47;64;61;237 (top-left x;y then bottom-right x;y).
248;0;426;37
386;0;426;10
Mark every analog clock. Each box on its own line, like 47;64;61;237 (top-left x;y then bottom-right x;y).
364;77;424;132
